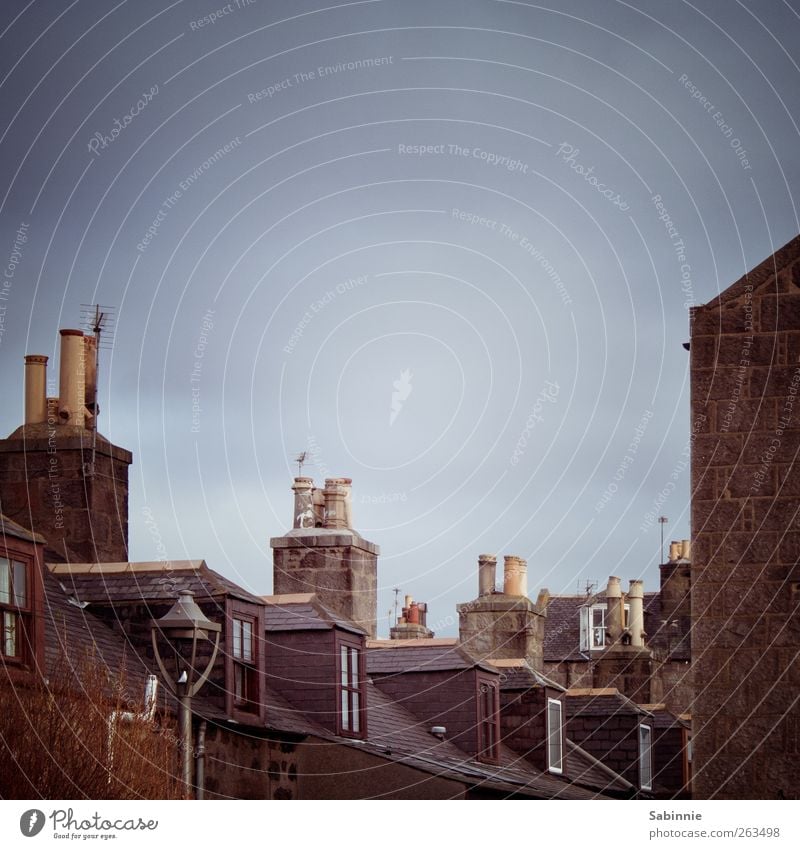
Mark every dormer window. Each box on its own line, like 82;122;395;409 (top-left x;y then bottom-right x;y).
580;603;630;650
337;634;366;738
225;599;265;721
1;556;29;661
232;616;257;711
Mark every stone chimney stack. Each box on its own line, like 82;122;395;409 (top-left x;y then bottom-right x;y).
0;329;132;564
272;476;379;637
458;551;545;669
478;554;497;596
24;355;48;425
503;555;528;597
627;579;645;647
605;575;623;645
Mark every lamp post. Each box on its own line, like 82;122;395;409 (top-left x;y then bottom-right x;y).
150;591;221;798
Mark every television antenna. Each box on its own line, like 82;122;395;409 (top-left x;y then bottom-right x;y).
80;304;116;471
294;451;309;477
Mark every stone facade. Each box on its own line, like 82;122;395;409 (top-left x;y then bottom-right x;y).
458;594;546;669
271;531;379;637
0;425;131;564
690;234;800;799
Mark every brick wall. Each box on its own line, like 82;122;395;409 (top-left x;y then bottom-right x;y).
690;236;800;799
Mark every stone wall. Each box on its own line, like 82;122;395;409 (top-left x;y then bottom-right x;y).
0;428;131;563
690;235;800;799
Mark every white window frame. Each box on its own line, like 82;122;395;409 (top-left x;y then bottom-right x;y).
546;698;563;774
639;724;653;791
580;602;630;651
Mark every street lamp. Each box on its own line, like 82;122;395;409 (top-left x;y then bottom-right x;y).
150;591;221;798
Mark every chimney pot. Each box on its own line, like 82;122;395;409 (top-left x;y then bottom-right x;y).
680;539;691;560
58;329;86;427
24;355;48;425
503;555;528;597
292;477;315;528
323;477;350;529
605;576;623;645
627;579;645;647
669;541;682;562
478;554;497;596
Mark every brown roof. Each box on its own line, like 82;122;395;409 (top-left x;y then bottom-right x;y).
262;593;366;635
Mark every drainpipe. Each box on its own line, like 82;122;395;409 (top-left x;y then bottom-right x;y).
195;720;207;800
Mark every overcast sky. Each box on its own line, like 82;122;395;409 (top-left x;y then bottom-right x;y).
1;0;799;636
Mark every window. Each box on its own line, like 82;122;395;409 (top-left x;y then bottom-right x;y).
547;698;563;774
639;724;653;791
580;603;630;650
477;678;500;764
1;557;29;660
231;616;257;712
339;643;363;735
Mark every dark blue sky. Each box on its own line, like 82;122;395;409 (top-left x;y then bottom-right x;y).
2;0;799;635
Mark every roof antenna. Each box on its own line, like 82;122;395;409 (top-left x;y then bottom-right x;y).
80;304;115;473
294;451;309;477
393;587;401;626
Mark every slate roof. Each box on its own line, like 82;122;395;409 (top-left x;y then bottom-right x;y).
366;639;497;675
0;512;47;545
42;568;157;703
565;688;653;718
261;593;366;635
48;560;263;605
486;658;566;691
565;737;636;795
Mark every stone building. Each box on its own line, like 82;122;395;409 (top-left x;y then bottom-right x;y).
690;233;800;799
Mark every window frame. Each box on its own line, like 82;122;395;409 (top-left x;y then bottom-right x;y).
546;697;564;774
476;674;500;765
335;633;366;739
639;723;653;791
225;599;265;723
0;551;35;667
